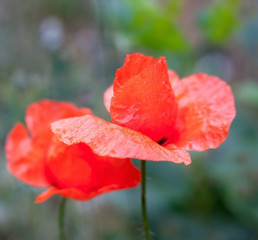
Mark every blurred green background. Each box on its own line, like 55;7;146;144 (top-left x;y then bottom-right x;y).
0;0;258;239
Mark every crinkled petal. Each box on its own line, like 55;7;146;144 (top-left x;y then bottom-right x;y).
26;100;92;137
114;53;157;87
171;73;236;151
5;123;49;187
51;115;191;165
104;69;179;113
111;55;177;142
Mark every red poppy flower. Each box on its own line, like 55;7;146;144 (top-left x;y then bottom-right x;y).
51;53;236;165
5;100;140;203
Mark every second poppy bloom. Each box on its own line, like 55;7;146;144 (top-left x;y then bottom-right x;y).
5;100;140;203
52;53;236;164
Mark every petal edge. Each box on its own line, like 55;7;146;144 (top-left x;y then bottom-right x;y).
52;115;191;165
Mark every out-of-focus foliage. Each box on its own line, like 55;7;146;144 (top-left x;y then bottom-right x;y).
104;0;190;52
238;16;258;63
197;0;241;44
1;0;258;239
236;82;258;109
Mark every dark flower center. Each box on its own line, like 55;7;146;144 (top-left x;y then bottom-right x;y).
157;137;168;145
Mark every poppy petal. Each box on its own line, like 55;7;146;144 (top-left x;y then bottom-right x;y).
35;187;92;203
168;69;179;87
26;100;92;137
114;53;157;86
36;153;140;203
45;142;93;190
172;73;236;151
46;141;140;188
103;85;113;112
5;123;49;187
51;115;191;165
111;55;177;142
103;69;179;113
35;184;131;203
104;52;155;113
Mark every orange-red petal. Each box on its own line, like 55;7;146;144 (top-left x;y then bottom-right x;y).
35;184;129;203
36;164;140;203
5;123;50;187
111;54;177;142
114;53;157;87
171;73;236;151
45;142;93;191
35;187;96;203
36;159;140;203
104;69;179;113
46;141;140;188
26;100;92;137
36;142;141;203
5;100;92;188
51;115;191;165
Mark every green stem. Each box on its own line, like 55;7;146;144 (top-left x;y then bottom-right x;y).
58;198;67;240
141;161;151;240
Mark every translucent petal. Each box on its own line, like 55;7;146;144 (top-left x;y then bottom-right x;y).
52;115;191;165
171;73;236;151
26;99;92;136
5;123;50;187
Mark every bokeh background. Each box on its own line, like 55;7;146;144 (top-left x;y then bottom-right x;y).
0;0;258;239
